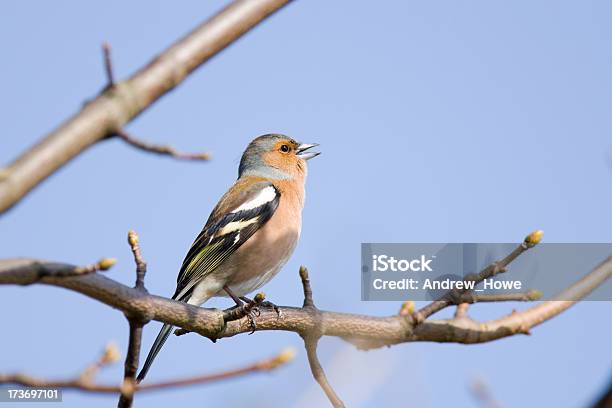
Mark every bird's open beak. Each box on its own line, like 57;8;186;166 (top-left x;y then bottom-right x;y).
296;143;320;160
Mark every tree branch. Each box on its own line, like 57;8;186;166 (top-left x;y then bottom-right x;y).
127;230;147;292
412;230;544;323
300;265;315;308
459;290;542;303
118;230;149;408
0;0;292;215
1;235;610;407
1;254;610;347
115;130;211;161
117;320;143;408
0;348;295;395
1;245;609;343
454;303;470;319
303;335;345;408
101;45;211;162
9;257;117;281
102;42;115;87
299;266;345;407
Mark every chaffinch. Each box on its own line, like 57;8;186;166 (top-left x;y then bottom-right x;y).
137;134;320;382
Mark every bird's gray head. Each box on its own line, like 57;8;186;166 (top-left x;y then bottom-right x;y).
238;134;320;180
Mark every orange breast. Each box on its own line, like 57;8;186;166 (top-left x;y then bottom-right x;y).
222;178;304;294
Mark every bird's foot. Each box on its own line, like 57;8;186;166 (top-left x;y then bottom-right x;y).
240;296;283;319
222;293;266;334
246;308;260;334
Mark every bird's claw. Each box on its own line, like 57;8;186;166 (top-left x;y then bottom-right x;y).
239;297;282;319
260;301;283;319
247;308;259;334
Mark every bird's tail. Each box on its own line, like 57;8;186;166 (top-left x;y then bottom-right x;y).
136;323;174;383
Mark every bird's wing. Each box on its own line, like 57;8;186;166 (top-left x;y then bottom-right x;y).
172;181;280;301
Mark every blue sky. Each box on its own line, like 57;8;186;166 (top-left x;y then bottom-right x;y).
1;1;611;407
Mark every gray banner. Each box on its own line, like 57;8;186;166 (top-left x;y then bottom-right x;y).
0;387;62;402
361;243;612;301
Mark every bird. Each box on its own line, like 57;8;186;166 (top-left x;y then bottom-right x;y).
136;134;320;382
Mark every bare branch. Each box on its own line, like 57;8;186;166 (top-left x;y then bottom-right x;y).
0;348;295;395
102;42;115;87
116;130;211;161
1;228;610;408
460;290;542;303
303;336;345;408
82;343;122;383
454;303;470;319
413;230;544;323
398;300;415;316
118;230;148;408
127;230;147;292
137;348;295;391
299;266;345;407
1;255;610;348
300;265;315;308
118;320;144;408
7;258;116;282
101;46;211;162
0;0;292;215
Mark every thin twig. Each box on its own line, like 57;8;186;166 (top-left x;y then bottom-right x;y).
398;300;415;316
116;130;211;161
81;343;121;383
298;266;345;407
454;303;470;319
27;258;117;281
460;290;542;303
102;42;115;87
73;259;117;275
101;47;210;162
117;320;144;408
0;349;296;395
127;230;147;292
300;265;315;308
303;336;345;408
118;230;149;408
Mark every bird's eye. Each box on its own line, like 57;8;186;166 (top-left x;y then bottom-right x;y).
280;144;290;153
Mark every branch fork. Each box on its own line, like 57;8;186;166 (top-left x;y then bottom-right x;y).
1;229;611;408
298;266;345;408
118;230;149;408
102;44;211;163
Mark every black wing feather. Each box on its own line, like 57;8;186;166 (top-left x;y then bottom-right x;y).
173;183;280;301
